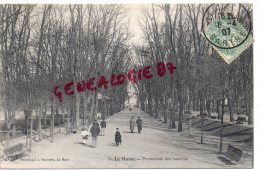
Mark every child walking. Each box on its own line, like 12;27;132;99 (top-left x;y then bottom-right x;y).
115;128;122;146
81;126;89;146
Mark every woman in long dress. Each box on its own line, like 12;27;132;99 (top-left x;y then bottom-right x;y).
129;116;135;133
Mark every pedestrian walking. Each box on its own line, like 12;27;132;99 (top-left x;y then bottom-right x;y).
115;128;122;146
129;116;135;133
136;116;143;133
90;120;100;148
100;117;106;136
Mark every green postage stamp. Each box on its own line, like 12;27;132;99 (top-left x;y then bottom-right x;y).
203;4;254;64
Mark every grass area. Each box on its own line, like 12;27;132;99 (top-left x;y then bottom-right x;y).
191;118;253;147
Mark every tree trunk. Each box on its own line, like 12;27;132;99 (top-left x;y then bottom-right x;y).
199;90;204;116
95;95;99;117
50;100;54;142
178;97;184;132
192;98;196;111
196;100;199;111
163;99;167;123
187;89;192;135
198;89;204;142
200;115;204;144
4;109;10;147
170;91;176;129
206;97;211;117
217;100;221;119
71;107;75;126
169;107;175;129
29;114;33;151
248;100;253;125
140;100;145;111
227;95;234;122
163;109;167;124
43;107;47;129
148;96;152;117
66;107;71;131
75;93;80;128
90;92;96;122
219;94;225;153
176;79;183;132
10;109;16;139
61;105;64;126
37;108;42;141
83;93;88;125
212;99;215;113
26;117;29;147
155;97;159;119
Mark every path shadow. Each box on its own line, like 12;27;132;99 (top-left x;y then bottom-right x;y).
84;144;94;148
142;125;173;132
123;131;137;134
74;142;93;148
202;121;219;128
74;141;84;145
209;123;234;132
223;128;252;137
171;143;219;154
108;143;120;147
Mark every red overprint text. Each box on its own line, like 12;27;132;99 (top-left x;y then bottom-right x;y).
53;61;176;102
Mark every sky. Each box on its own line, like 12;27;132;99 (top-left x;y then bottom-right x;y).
124;4;144;45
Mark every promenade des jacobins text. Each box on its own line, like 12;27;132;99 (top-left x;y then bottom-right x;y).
53;61;176;102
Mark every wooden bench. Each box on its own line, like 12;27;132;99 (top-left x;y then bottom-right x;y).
4;143;28;161
224;145;242;161
66;126;78;135
184;110;191;115
218;145;242;165
236;116;246;124
71;128;77;134
197;113;207;118
210;116;217;119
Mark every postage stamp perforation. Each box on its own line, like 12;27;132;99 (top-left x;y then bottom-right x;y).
213;34;253;64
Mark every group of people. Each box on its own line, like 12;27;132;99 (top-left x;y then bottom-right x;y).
80;118;107;148
80;115;143;148
129;116;143;133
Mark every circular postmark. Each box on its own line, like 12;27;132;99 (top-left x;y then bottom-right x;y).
202;4;252;49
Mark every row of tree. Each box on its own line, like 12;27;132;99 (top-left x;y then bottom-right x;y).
0;4;131;143
133;4;253;132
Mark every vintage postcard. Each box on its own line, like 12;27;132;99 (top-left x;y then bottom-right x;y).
0;1;256;169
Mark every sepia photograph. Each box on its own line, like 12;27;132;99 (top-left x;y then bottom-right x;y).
0;1;256;169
